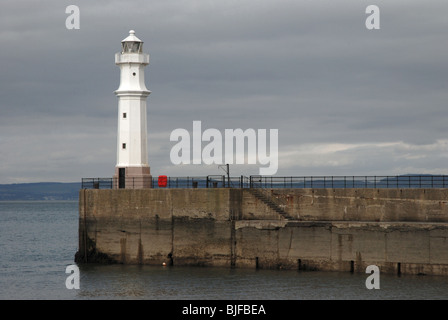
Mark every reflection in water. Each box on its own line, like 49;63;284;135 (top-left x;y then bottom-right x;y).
74;264;448;300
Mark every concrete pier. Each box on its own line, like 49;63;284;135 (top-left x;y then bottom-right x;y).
76;188;448;276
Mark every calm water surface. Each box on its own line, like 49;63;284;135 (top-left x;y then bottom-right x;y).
1;201;448;300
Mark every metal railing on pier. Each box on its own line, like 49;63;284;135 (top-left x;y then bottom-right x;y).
81;175;448;190
247;175;448;189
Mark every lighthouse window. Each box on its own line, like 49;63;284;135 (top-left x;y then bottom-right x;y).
132;72;136;76
122;143;126;149
123;113;127;119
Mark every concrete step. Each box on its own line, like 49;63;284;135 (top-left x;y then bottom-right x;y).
246;188;293;220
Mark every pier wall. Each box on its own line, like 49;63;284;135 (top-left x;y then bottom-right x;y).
76;188;448;275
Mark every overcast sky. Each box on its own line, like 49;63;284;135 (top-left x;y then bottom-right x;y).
0;0;447;183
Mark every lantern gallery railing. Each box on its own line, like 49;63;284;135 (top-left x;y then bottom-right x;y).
81;175;448;189
115;52;149;64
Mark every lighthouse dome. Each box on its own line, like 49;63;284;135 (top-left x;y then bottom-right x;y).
121;30;143;53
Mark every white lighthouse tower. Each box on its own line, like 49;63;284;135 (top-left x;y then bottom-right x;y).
113;30;152;189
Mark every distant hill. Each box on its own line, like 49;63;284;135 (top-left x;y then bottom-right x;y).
0;182;81;201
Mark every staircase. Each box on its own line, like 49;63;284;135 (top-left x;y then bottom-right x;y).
246;188;294;220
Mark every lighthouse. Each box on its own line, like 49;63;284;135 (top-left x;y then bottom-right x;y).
113;30;152;189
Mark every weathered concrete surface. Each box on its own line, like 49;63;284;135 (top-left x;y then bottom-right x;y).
263;188;448;222
76;188;448;276
234;220;448;275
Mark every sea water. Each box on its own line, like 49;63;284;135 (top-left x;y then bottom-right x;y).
1;201;448;300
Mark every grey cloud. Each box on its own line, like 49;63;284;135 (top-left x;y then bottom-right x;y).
1;0;447;182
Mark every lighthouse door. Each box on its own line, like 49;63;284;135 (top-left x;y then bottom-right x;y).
119;168;126;189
